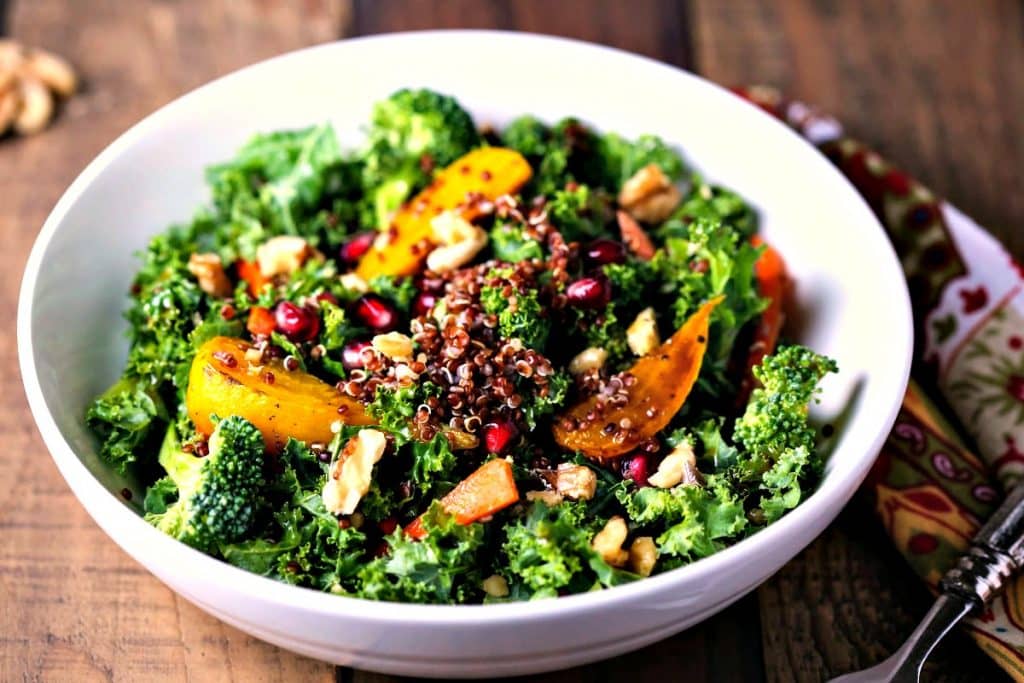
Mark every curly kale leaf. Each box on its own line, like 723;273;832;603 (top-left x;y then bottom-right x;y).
357;502;486;604
86;375;167;474
502;501;632;598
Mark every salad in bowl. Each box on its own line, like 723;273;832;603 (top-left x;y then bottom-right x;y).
85;88;836;605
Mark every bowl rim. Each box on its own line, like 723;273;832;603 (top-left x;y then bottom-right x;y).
17;29;913;625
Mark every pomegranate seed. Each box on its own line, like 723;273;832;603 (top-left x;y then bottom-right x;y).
312;291;338;306
483;420;518;454
378;517;398;535
622;453;650;488
584;238;626;267
339;232;376;264
342;340;373;370
352;293;398;332
411;291;437;318
274;301;320;342
565;275;611;309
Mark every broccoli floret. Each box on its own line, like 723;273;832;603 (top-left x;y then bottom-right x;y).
733;345;838;471
86;375;167;474
362;89;480;228
145;416;266;551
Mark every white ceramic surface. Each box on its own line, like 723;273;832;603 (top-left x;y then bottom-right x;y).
18;31;913;678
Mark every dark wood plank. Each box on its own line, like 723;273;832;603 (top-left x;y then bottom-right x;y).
0;1;347;681
693;0;1024;680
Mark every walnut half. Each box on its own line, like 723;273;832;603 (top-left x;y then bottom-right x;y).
618;164;681;224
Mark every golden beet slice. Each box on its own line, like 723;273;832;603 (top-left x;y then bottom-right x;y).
355;146;532;280
553;297;723;461
186;336;372;453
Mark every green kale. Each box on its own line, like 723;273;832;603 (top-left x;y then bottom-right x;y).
357;502;486;604
673;177;757;239
502;501;623;599
758;445;815;524
546;184;613;242
410;433;458;500
368;274;418;315
598;132;686;188
480;284;549;349
86;375;167;474
206;123;344;238
651;217;765;397
490;221;544;262
519;369;571;431
618;475;746;565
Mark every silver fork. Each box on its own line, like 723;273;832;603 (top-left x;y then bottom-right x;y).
830;483;1024;682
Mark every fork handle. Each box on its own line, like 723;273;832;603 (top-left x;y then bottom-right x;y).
940;482;1024;606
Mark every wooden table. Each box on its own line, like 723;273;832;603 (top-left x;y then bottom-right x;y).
2;1;1021;681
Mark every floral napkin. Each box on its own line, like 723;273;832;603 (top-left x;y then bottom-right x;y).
734;86;1024;681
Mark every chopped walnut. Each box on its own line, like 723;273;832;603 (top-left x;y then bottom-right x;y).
629;536;657;577
648;441;701;489
444;429;480;451
626;307;660;356
187;252;232;297
426;210;489;272
372;332;414;361
618;164;682;224
481;574;510;598
568;347;608;376
555;463;597;501
526;490;564;506
256;235;310;278
340;272;368;293
592;516;629;567
322;429;387;515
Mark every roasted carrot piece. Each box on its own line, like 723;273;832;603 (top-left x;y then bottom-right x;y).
552;296;723;461
404;458;520;540
236;258;272;297
246;306;276;337
737;237;788;405
354;147;532;280
186;337;373;453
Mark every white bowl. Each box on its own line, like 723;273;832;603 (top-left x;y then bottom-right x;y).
18;31;912;678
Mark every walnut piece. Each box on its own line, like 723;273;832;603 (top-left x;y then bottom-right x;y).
322;429;387;515
568;347;608;376
372;332;414;361
256;235;310;278
555;463;597;501
629;536;657;577
618;164;682;224
626;307;660;356
526;490;564;506
592;516;629;567
648;441;701;489
481;574;510;598
187;252;233;297
426;210;488;272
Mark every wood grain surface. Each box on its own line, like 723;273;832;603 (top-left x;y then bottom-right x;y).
1;1;1020;681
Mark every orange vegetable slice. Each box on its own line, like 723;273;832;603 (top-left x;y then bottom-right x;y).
186;336;372;453
552;296;724;461
737;237;788;405
236;258;271;297
246;306;276;337
404;458;520;540
354;147;532;280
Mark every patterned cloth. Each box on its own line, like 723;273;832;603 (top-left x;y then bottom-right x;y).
734;86;1024;681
